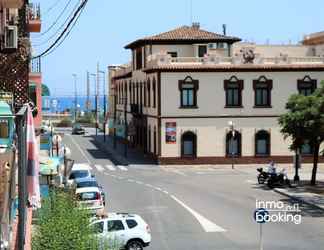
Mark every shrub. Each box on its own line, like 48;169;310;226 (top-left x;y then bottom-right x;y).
56;118;72;127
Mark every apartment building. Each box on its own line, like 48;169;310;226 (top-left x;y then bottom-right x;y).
108;24;324;164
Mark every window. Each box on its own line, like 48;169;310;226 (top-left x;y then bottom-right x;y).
0;120;9;138
144;81;147;107
129;82;132;104
253;76;272;107
198;45;207;57
147;78;151;107
178;76;199;108
148;126;151;153
126;219;138;229
181;131;197;158
255;130;270;156
154;126;157;155
135;47;143;70
298;76;317;96
301;141;313;155
152;78;156;108
136;82;139;105
108;220;124;232
224;76;243;107
226;131;241;157
167;52;178;58
92;221;104;234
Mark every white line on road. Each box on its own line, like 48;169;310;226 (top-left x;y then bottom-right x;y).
163;190;169;194
135;181;144;185
117;165;128;171
67;134;91;164
94;164;104;172
154;187;162;191
170;195;226;233
127;179;135;182
105;165;116;171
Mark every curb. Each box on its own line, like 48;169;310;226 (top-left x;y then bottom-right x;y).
92;137;129;166
274;188;324;212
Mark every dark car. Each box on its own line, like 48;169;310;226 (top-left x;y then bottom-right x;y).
74;177;106;206
72;123;85;135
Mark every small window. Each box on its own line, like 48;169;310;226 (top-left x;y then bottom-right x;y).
226;131;241;157
178;76;199;108
253;76;272;107
108;220;125;232
167;52;178;58
297;76;317;96
92;221;104;234
198;45;207;57
135;47;143;70
224;76;243;107
126;219;138;229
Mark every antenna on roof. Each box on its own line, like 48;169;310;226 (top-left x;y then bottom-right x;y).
222;24;226;36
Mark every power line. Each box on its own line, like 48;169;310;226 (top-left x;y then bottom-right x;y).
35;0;74;38
32;0;88;59
42;0;64;16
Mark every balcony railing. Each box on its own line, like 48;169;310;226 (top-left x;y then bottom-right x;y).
145;53;324;68
30;57;41;73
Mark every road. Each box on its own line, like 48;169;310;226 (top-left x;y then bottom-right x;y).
61;129;324;250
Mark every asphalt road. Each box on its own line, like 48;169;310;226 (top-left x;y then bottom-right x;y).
61;129;324;250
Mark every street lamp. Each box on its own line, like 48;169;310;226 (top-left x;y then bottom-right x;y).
90;73;97;135
72;74;77;122
228;121;235;169
99;70;106;142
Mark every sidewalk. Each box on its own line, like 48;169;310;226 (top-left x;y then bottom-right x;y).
90;132;156;166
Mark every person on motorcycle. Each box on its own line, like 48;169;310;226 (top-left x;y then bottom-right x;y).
267;161;277;175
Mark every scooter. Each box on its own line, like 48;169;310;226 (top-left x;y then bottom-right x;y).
267;168;291;188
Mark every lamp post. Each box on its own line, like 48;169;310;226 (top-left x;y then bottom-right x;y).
99;70;106;142
90;73;97;135
228;121;235;169
72;74;77;122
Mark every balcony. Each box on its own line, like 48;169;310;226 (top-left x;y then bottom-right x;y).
113;63;132;78
29;57;41;74
27;3;41;33
145;53;324;69
0;0;23;8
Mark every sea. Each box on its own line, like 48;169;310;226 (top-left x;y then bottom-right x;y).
42;96;108;113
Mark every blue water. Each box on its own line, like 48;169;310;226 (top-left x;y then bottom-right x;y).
42;96;108;113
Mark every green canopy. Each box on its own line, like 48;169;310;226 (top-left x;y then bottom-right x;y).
29;82;51;96
0;101;14;117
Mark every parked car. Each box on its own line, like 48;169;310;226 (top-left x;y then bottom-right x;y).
90;213;151;250
76;187;104;214
72;123;85;135
67;164;92;186
74;177;106;206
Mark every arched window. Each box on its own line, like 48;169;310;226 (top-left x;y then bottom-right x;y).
181;131;197;158
255;130;270;156
152;77;156;108
178;76;199;108
253;76;272;107
297;76;317;96
224;76;244;107
144;81;147;107
226;130;241;157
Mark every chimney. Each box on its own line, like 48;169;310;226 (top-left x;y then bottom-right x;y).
192;22;200;30
222;24;226;36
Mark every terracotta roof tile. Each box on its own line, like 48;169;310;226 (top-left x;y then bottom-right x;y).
125;25;241;49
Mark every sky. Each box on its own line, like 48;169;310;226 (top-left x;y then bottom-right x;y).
32;0;324;97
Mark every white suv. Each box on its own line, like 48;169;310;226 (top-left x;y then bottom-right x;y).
90;213;151;250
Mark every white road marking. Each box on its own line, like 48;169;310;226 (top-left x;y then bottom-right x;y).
170;195;226;233
94;164;104;172
105;165;116;171
128;179;135;182
172;170;187;176
67;134;91;164
117;165;128;171
135;181;144;185
154;187;162;191
163;190;169;194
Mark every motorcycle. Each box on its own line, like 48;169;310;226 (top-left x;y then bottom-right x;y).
256;167;269;184
256;167;291;188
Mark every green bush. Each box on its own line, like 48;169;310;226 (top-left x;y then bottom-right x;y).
76;112;96;125
56;118;72;127
32;189;102;250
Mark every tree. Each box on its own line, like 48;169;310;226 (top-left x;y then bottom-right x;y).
278;81;324;185
32;189;99;250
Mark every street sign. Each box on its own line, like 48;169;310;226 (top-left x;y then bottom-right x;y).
254;208;269;224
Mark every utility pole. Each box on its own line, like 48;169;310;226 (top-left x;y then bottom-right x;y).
86;71;90;112
72;74;77;122
96;63;100;136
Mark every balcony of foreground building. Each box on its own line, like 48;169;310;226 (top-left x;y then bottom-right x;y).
145;52;324;69
0;0;23;8
27;3;41;33
112;63;132;79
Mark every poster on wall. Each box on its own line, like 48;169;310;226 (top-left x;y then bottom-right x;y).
166;122;176;144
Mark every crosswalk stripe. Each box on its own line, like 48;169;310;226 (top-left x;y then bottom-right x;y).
117;165;128;171
94;164;104;172
105;165;116;171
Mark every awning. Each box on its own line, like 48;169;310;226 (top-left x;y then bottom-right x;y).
29;82;51;96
